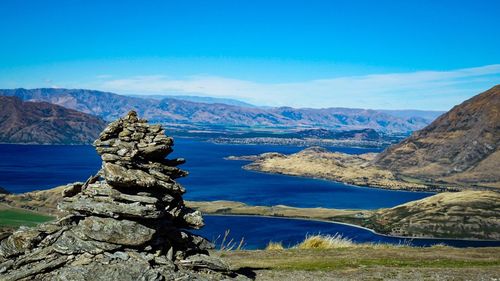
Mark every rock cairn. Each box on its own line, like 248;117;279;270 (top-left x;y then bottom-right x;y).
0;111;245;281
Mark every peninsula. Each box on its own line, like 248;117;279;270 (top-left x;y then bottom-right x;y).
228;86;500;192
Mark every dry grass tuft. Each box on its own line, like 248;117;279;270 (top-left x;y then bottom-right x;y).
295;233;354;249
264;233;415;251
265;241;285;250
214;229;246;251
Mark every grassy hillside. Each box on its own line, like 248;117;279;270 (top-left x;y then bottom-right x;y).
370;190;500;240
0;206;53;229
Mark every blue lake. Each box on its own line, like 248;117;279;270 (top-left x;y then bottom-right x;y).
1;139;498;248
195;216;500;249
0;139;431;209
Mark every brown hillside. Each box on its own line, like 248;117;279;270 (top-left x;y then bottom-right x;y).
0;96;107;144
375;85;500;188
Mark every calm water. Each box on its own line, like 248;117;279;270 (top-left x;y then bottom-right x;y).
0;139;431;209
1;139;496;247
195;216;500;249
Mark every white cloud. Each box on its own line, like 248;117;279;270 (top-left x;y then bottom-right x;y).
97;64;500;110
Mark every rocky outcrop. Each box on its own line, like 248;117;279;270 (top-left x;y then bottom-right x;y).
0;111;246;281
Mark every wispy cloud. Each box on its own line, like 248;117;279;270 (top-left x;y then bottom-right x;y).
97;64;500;110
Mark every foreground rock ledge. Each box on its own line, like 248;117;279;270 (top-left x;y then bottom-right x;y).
0;111;247;281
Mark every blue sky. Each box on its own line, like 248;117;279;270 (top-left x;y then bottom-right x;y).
0;0;499;110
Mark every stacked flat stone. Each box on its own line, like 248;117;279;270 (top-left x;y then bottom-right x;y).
61;110;204;229
0;111;245;281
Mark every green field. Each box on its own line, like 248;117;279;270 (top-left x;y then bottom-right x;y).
0;208;54;228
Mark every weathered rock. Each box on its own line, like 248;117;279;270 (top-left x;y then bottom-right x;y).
70;253;94;266
157;228;214;254
103;162;157;187
59;196;163;219
101;153;121;162
0;228;44;258
77;216;155;246
103;162;185;193
53;230;121;255
10;246;54;271
47;253;164;281
179;208;205;229
61;182;83;198
178;254;230;272
1;254;68;281
82;182;159;204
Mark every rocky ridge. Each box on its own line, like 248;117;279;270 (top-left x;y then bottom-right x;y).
0;111;245;280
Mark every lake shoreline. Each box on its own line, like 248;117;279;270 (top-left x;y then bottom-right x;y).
242;166;441;194
188;198;500;242
226;149;464;193
202;213;500;243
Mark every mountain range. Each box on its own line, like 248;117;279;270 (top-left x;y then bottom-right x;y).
0;96;106;144
130;94;257;108
0;88;442;133
375;85;500;188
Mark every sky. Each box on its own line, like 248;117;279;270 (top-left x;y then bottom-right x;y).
0;0;499;110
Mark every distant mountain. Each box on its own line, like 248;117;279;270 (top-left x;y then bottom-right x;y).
0;88;435;133
130;94;257;108
375;85;500;188
377;109;445;122
0;96;107;144
1;88;159;121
